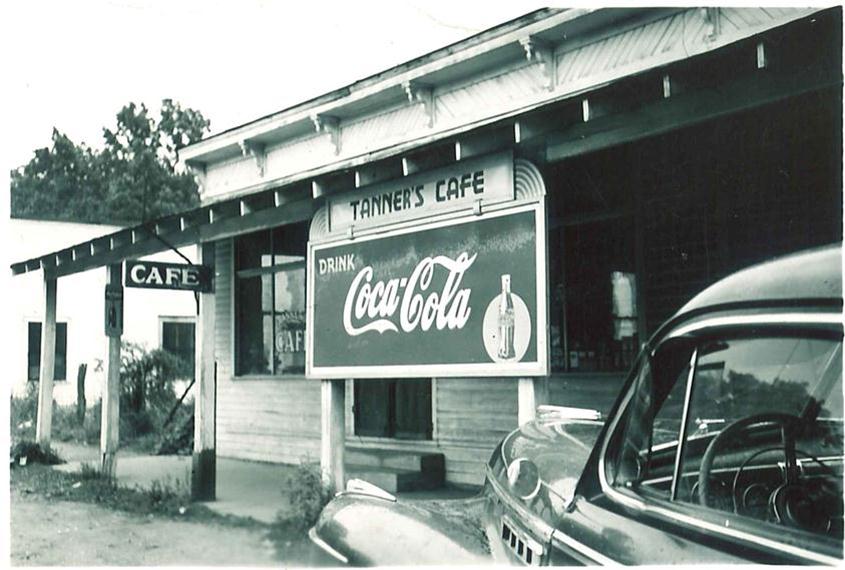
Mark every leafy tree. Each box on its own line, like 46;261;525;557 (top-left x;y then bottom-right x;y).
11;99;210;224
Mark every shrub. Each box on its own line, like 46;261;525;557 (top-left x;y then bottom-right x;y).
10;383;39;441
10;440;63;466
270;461;332;553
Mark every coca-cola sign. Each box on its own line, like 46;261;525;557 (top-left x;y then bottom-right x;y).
307;205;548;378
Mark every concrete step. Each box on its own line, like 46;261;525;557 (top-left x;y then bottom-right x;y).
347;464;444;494
346;449;446;493
346;448;445;472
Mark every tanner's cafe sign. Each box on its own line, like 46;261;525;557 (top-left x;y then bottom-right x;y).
327;151;514;233
307;204;548;378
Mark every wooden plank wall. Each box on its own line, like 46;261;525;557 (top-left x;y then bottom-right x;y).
434;378;518;487
214;238;321;464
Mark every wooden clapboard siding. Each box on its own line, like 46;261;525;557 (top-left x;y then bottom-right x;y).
435;377;518;485
213;238;321;464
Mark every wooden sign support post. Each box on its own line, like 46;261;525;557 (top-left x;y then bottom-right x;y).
517;377;548;426
35;273;57;447
101;264;122;478
192;242;217;501
320;378;346;492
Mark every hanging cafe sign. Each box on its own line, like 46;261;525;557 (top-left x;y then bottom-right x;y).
307;151;549;379
124;260;213;293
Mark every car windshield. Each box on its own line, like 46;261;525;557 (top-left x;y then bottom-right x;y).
610;327;843;540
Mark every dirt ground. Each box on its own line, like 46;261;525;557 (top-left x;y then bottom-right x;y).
10;488;281;566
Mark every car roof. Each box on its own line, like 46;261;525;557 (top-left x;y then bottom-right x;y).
678;243;843;315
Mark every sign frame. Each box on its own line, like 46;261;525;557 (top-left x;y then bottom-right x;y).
306;199;549;379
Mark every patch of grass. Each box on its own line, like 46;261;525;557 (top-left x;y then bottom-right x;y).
10;464;262;530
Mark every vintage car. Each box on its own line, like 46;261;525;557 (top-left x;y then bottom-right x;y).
309;244;843;565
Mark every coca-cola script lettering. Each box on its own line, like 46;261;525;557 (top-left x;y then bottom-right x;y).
343;252;477;336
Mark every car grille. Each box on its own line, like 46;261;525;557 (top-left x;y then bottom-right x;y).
501;517;543;566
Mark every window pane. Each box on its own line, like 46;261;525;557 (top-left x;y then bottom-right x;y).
273;267;306;374
676;335;843;538
28;322;40;381
54;322;67;380
235;222;308;377
162;321;195;378
236;274;272;375
27;321;67;381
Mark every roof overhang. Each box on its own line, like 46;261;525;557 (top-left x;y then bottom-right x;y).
178;8;673;166
10;182;315;277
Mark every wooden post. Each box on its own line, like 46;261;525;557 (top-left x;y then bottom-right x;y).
321;378;346;492
192;242;217;501
35;273;57;447
76;363;87;425
518;377;549;426
101;264;122;478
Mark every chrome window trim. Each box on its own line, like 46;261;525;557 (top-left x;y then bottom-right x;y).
670;348;698;501
668;312;842;339
597;311;843;565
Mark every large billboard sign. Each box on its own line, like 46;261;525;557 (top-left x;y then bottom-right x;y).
307;204;548;378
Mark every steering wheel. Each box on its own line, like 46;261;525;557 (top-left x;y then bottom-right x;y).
698;413;801;509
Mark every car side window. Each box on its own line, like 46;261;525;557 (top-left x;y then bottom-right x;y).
612;329;844;541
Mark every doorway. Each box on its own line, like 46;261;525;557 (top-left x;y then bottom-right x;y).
353;379;432;439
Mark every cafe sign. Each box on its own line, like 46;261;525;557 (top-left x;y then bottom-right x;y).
327;150;514;234
307;203;548;378
124;260;213;293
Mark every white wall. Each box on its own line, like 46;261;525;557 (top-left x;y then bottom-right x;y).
7;218;197;407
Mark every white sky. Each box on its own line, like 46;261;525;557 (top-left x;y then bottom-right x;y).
2;0;547;172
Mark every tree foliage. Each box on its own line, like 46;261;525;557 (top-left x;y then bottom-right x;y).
11;99;210;223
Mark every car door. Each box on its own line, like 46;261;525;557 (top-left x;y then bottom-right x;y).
556;313;843;565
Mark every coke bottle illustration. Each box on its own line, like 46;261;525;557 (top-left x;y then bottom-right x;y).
498;274;516;359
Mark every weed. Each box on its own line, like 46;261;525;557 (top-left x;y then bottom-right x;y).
78;462;104;481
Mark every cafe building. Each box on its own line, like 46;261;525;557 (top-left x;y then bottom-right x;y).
12;7;842;495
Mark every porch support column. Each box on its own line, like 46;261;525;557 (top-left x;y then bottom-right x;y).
321;378;346;492
192;242;217;501
35;272;57;447
518;377;549;426
101;264;121;478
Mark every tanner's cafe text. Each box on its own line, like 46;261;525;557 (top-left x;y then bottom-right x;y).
348;170;484;222
328;150;513;232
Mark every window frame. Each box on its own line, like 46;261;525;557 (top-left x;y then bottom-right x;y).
232;226;308;380
158;315;196;380
597;311;844;564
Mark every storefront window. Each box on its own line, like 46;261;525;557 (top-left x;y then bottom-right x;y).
550;217;639;373
235;222;308;376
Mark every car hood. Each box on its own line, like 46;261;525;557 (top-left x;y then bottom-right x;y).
488;417;605;522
